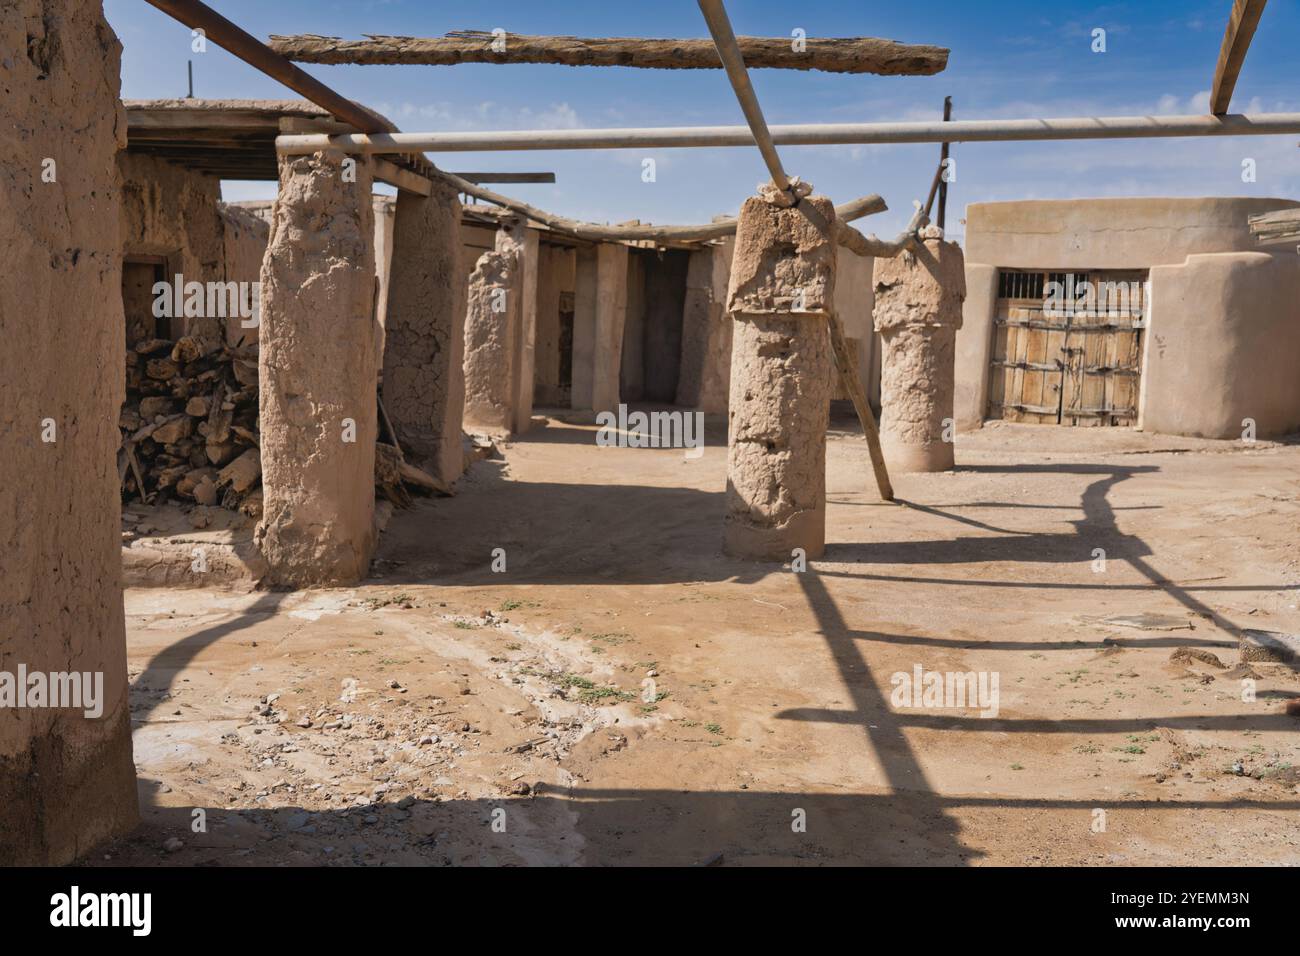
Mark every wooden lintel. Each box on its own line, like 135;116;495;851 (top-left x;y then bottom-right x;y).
1209;0;1268;115
372;157;433;196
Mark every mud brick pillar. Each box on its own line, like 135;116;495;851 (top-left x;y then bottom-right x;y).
381;179;466;482
462;218;523;431
507;219;539;434
572;242;629;414
723;192;838;560
0;0;139;864
873;237;966;473
258;149;378;586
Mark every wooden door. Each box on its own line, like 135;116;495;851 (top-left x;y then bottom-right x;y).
988;270;1146;426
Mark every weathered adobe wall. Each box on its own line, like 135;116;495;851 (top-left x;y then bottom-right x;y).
572;243;629;414
534;243;576;406
957;197;1300;433
834;246;877;406
371;196;396;369
508;222;538;434
461;221;497;278
216;201;270;345
1145;251;1300;438
462;243;519;431
257;150;378;586
620;251;647;402
381;181;466;480
676;238;734;413
0;0;139;864
118;152;226;348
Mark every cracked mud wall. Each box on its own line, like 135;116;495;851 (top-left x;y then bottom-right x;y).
382;181;466;480
0;0;138;864
257;150;377;586
724;195;837;560
874;238;965;472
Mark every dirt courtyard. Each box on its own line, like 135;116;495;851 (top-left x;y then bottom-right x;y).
96;415;1300;866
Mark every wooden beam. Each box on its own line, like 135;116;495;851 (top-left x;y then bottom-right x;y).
1249;206;1300;241
372;157;433;196
1210;0;1268;115
143;0;395;133
827;315;893;501
437;165;886;242
449;172;556;184
268;32;949;76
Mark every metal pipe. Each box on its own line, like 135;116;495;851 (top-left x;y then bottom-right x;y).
143;0;392;133
275;112;1300;155
696;0;789;193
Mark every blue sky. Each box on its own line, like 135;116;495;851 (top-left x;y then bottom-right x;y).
105;0;1300;241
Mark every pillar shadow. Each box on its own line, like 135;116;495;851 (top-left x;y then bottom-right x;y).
130;591;289;722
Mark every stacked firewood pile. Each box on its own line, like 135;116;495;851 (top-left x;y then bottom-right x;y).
1249;207;1300;243
119;336;264;516
119;336;453;517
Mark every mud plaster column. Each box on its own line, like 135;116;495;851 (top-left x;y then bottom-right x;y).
258;149;378;586
462;221;521;431
724;194;838;560
676;237;735;412
509;222;538;434
1;0;138;864
572;243;629;414
873;237;966;473
381;181;466;482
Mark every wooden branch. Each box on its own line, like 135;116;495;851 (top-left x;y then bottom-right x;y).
838;204;928;258
1210;0;1268;115
268;32;949;76
437;165;887;243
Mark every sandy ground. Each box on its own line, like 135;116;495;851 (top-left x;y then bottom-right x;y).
93;414;1300;867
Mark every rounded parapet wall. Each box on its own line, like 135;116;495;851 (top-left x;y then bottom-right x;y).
964;197;1300;271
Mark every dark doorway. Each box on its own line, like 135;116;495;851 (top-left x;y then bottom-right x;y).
557;291;575;405
632;249;689;403
123;256;169;345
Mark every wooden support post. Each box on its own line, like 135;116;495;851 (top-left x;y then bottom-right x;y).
1210;0;1268;115
827;312;894;501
